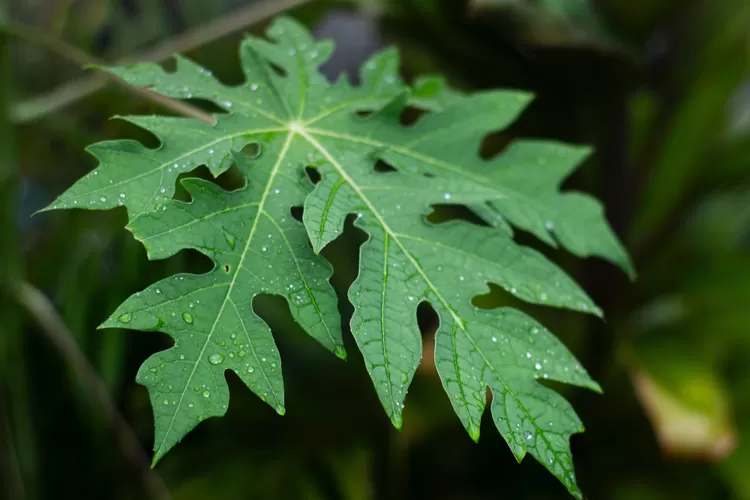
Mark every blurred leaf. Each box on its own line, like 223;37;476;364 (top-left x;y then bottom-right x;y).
631;366;736;460
631;0;750;246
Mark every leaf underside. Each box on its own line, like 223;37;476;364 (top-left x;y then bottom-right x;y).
46;16;632;498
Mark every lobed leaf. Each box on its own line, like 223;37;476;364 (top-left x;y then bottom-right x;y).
47;16;631;497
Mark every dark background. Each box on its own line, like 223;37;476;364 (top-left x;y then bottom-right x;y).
2;0;750;499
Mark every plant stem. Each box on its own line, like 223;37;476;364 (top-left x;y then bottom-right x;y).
11;0;311;123
15;282;172;500
1;22;214;124
0;1;37;496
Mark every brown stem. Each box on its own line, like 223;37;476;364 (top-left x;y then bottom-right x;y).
10;0;311;123
15;282;172;500
1;22;214;124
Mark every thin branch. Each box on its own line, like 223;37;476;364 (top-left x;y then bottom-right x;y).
15;282;172;500
2;22;214;124
2;21;99;66
10;0;311;123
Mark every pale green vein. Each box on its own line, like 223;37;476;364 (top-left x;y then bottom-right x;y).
300;127;561;457
297;126;466;329
263;210;340;351
137;202;260;242
319;178;346;242
303;127;542;212
60;126;286;200
229;298;281;404
379;232;396;417
152;131;295;460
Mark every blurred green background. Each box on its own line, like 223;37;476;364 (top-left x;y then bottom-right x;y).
2;0;750;498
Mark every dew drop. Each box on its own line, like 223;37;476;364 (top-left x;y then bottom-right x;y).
202;390;210;398
118;313;132;323
491;336;497;342
443;193;451;200
524;431;533;440
182;312;194;324
100;196;107;203
208;353;224;365
535;362;542;370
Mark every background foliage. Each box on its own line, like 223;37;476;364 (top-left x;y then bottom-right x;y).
1;0;749;499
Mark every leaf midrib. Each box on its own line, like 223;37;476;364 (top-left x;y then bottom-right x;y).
303;126;561;223
120;109;562;461
297;127;569;473
153;130;295;461
94;127;288;196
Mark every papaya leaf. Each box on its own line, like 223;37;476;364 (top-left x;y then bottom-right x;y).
45;16;630;498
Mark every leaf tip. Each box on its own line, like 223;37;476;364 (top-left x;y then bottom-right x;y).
33;203;57;216
468;424;481;443
150;446;167;468
334;345;347;360
512;90;535;108
590;380;604;395
624;260;638;281
390;411;403;430
276;404;286;416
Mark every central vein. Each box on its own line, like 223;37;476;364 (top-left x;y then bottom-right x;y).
295;126;466;330
155;130;295;460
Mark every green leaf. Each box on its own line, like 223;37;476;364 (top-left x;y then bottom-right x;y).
46;16;629;497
